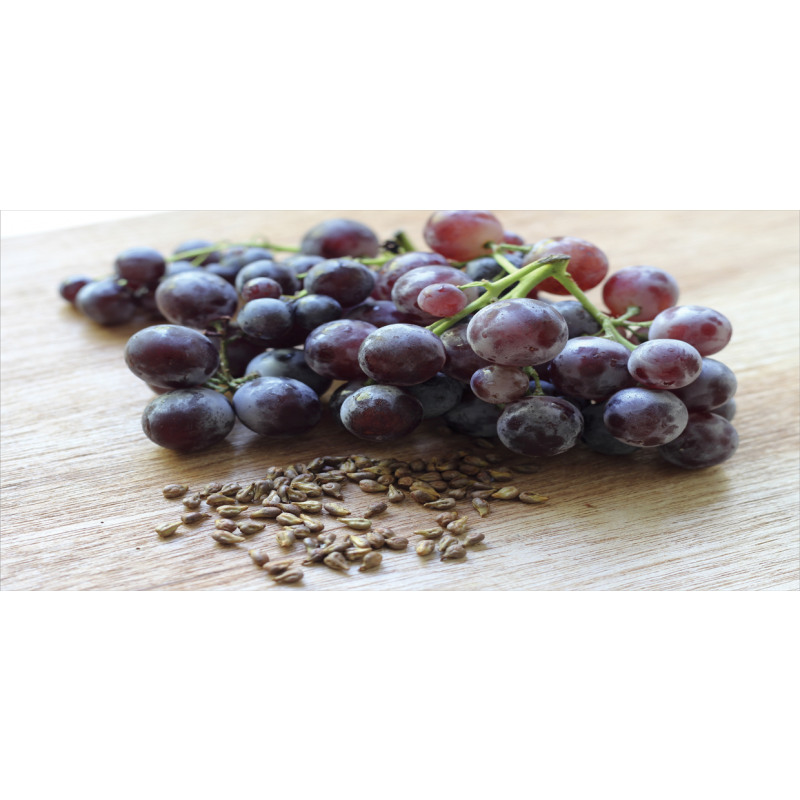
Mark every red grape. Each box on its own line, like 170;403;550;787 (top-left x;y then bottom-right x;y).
417;283;469;317
603;387;688;446
300;218;380;259
522;236;609;294
423;210;504;262
340;384;423;441
304;319;376;380
497;395;584;456
627;339;703;389
358;323;446;386
470;365;530;404
602;266;679;321
648;305;732;356
659;412;738;469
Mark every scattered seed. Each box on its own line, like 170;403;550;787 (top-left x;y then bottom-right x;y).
345;547;373;561
424;497;456;510
238;520;266;536
464;531;485;547
271;567;303;584
411;488;438;504
276;512;303;526
162;484;189;499
155;521;181;538
416;539;436;556
249;549;270;567
437;534;459;553
199;481;223;497
348;534;370;550
217;504;249;518
384;536;409;551
359;551;383;571
340;517;372;531
299;514;325;533
386;484;405;503
366;530;385;549
446;517;470;535
250;506;281;519
181;511;209;525
323;552;349;571
276;529;297;548
441;543;467;560
518;492;549;504
264;559;294;576
471;498;490;517
235;483;256;503
206;493;236;507
215;518;238;532
212;530;246;544
470;489;494;500
220;482;242;496
364;501;388;518
320;482;344;499
323;502;351;517
182;493;202;509
414;526;445;539
295;500;323;513
492;486;520;500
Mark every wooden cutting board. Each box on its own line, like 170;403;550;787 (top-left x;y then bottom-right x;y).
1;210;798;590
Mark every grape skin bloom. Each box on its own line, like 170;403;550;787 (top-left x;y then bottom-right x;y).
497;395;584;457
603;387;689;447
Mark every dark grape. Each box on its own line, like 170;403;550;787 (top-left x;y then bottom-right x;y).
234;259;300;295
300;218;380;259
124;324;219;389
372;251;450;301
443;391;502;438
328;380;367;427
551;300;601;338
303;258;376;308
245;348;332;397
627;338;703;389
220;327;267;378
164;260;201;277
440;322;493;382
603;387;688;447
423;210;504;261
59;275;93;304
344;299;410;328
521;237;609;295
714;398;736;421
340;384;423;441
470;365;529;404
391;265;478;322
659;412;738;469
142;388;235;452
464;256;504;282
496;395;584;456
232;376;321;437
358;323;446;386
292;293;343;334
669;358;737;411
648;304;732;356
404;373;464;419
240;277;283;303
236;298;293;344
580;403;640;455
76;278;138;325
602;266;679;321
155;270;239;330
281;253;326;276
210;246;274;284
548;337;635;401
114;246;166;291
304;319;377;380
466;298;568;366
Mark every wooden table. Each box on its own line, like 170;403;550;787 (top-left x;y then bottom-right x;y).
1;210;798;590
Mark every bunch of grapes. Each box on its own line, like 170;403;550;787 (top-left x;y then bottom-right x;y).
59;212;739;470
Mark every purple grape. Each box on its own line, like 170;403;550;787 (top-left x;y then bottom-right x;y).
142;388;235;452
124;324;220;389
627;338;703;389
303;258;376;308
496;395;584;456
155;270;239;330
245;348;332;396
391;265;478;322
59;275;94;305
344;299;411;328
210;246;274;284
293;293;343;333
300;218;380;259
669;358;737;411
339;384;423;441
404;372;464;419
76;278;138;325
304;319;377;380
548;337;635;401
236;298;293;344
580;403;640;455
234;259;300;295
372;251;450;301
114;247;166;291
173;239;221;266
440;322;493;382
470;365;529;404
714;398;736;421
659;412;738;469
602;266;680;322
648;304;732;356
603;387;688;447
443;391;502;438
357;323;446;386
551;300;601;338
232;376;321;437
281;253;326;276
240;277;283;303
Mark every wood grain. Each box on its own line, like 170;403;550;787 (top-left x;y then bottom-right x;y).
1;210;798;590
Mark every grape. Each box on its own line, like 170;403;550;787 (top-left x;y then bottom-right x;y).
292;293;343;333
114;246;166;291
417;283;469;317
124;324;219;389
142;388;235;452
669;357;737;411
344;299;410;328
357;323;446;386
603;387;688;446
76;278;138;325
580;402;640;455
659;412;738;469
240;277;283;302
551;300;601;338
303;258;376;308
339;384;423;441
164;260;201;277
391;265;479;322
627;338;702;389
210;246;274;284
245;348;332;397
464;256;504;282
173;239;221;266
470;365;530;404
304;319;377;380
404;373;464;419
59;275;93;304
502;231;526;246
155;270;239;330
648;304;732;356
496;395;584;456
423;210;504;261
300;218;380;259
281;253;326;276
220;327;267;378
547;337;635;401
234;259;300;295
602;266;680;321
440;321;493;382
521;236;608;295
714;398;736;421
328;380;366;427
232;376;321;437
236;298;293;344
466;298;568;366
443;391;502;438
372;251;449;301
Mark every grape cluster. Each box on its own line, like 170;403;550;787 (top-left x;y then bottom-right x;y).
60;211;739;469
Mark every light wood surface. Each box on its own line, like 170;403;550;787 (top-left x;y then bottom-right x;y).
1;210;798;590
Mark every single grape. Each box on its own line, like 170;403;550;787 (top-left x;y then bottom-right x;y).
340;384;423;441
328;380;367;427
303;258;376;308
423;210;504;261
404;372;464;419
496;395;584;456
580;402;641;455
551;300;601;338
464;256;504;282
173;238;221;265
358;323;446;386
627;338;703;389
245;348;332;397
417;283;469;317
59;275;93;304
292;293;343;333
548;337;635;401
602;266;680;321
304;319;377;380
648;305;733;356
440;321;493;382
232;376;321;437
443;391;502;438
466;298;568;366
502;231;526;246
234;259;300;295
521;236;609;295
391;265;479;322
669;357;737;411
141;388;235;452
713;398;736;421
470;365;530;404
659;412;738;469
281;253;326;276
155;270;239;330
236;298;293;344
240;277;283;303
603;387;688;447
114;246;166;291
300;218;380;259
372;251;450;301
124;324;220;389
344;299;410;328
210;246;274;284
76;278;138;325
